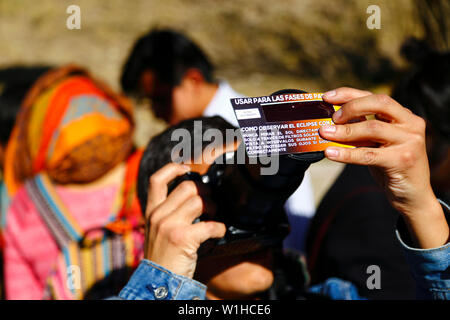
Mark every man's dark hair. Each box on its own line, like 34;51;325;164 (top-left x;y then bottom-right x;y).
391;38;450;141
137;116;237;214
0;65;52;145
121;29;215;95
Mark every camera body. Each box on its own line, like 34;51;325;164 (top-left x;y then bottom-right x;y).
169;150;310;257
168;89;323;258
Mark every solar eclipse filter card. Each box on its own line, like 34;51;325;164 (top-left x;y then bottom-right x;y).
231;92;354;157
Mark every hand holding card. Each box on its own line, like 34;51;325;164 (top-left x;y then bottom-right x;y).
319;87;448;249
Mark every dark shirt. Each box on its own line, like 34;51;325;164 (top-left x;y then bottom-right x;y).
306;164;416;299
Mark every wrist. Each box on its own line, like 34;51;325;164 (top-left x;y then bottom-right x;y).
147;252;197;279
400;194;449;249
394;186;438;218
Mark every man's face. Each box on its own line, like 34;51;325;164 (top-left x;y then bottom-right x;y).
139;70;172;121
184;141;275;300
139;70;201;125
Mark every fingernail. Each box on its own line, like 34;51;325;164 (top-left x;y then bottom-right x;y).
182;165;191;171
321;125;336;134
323;90;336;98
325;148;340;158
333;108;343;121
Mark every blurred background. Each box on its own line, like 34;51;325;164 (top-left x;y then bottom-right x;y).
0;0;449;205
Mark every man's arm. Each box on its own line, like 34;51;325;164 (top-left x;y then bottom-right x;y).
120;163;225;300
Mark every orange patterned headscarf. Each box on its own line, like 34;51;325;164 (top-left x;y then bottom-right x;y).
4;65;135;195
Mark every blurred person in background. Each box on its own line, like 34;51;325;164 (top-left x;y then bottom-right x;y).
0;66;53;225
120;28;316;254
0;65;53;299
3;65;144;299
306;39;450;299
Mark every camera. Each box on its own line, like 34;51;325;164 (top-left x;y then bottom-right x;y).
168;89;324;258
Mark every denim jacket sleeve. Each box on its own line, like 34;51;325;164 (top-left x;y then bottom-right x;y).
308;277;367;300
118;259;207;300
396;200;450;300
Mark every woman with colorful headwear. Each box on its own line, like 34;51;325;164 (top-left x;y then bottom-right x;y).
3;65;144;299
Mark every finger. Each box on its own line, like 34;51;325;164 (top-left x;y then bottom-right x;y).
170;195;217;223
188;221;227;245
149;180;200;224
148;194;207;248
332;94;414;125
324;146;392;168
155;195;206;229
319;119;409;144
146;163;191;217
322;87;372;104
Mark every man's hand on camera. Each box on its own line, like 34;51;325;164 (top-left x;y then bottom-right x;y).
319;87;449;249
143;163;226;278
